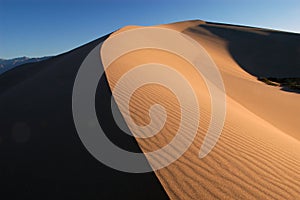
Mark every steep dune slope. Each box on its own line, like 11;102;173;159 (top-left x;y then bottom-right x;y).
0;36;168;199
104;21;300;199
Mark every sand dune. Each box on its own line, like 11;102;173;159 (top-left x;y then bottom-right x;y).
0;20;299;200
104;21;300;199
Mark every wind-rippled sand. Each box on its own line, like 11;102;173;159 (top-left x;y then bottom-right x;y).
105;21;300;199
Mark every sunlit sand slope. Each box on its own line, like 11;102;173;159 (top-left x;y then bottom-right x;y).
105;21;300;199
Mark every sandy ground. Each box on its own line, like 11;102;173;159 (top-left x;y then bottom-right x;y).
105;20;300;199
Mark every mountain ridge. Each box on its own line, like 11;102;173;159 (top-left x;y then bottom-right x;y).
0;56;52;75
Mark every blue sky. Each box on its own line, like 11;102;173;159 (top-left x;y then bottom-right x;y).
0;0;299;58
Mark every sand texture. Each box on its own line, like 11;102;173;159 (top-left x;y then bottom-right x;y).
104;21;300;199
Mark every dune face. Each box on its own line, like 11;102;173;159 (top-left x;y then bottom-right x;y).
1;20;300;200
0;37;168;199
103;21;300;199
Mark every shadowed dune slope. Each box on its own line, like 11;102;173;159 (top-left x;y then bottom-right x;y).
199;22;300;77
0;36;168;199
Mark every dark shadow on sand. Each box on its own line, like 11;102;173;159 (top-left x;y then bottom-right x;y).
0;35;168;200
192;22;300;78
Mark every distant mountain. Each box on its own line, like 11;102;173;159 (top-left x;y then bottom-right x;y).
0;56;51;75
